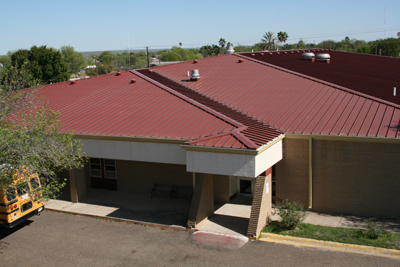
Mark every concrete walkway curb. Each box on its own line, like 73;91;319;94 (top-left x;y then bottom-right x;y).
259;233;400;259
192;230;249;249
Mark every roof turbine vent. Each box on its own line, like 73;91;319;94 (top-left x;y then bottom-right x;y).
226;45;235;54
190;69;201;81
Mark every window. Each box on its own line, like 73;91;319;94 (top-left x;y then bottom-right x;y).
104;159;116;179
90;158;117;179
90;158;102;177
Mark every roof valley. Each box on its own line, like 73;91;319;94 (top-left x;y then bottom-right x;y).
134;69;283;148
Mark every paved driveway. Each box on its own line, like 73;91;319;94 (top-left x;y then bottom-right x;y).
1;211;399;267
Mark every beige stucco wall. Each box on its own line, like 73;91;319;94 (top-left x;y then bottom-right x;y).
275;138;400;218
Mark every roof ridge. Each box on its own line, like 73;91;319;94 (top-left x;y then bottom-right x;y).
235;53;400;109
131;70;246;129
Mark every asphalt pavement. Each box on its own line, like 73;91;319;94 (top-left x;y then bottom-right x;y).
1;211;399;267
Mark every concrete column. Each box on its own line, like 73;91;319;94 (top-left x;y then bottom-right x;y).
247;169;272;237
187;173;214;228
69;168;87;203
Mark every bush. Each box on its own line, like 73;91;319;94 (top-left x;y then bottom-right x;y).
278;201;306;230
364;220;384;239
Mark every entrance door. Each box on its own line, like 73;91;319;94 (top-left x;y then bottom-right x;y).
237;177;255;197
90;158;117;190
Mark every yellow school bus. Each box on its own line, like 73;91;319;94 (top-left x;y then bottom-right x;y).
0;171;45;228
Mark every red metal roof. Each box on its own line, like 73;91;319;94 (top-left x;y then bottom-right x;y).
36;50;400;152
152;53;400;139
37;72;237;141
240;50;400;105
135;69;283;148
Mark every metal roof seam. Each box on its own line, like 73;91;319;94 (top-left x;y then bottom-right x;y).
235;53;400;109
131;70;245;129
147;67;284;133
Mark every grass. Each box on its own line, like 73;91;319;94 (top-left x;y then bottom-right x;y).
262;221;400;250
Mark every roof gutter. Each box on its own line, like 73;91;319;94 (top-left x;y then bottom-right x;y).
284;134;400;144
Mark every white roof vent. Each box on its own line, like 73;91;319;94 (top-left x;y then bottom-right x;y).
301;52;315;59
315;53;331;63
226;45;234;54
190;69;200;81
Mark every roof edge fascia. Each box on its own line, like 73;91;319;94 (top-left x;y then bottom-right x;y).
235;53;400;109
285;133;400;144
182;134;285;155
72;134;188;144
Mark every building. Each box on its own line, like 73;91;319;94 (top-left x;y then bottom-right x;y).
38;50;400;237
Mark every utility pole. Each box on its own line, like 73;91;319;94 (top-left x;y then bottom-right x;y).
146;46;150;68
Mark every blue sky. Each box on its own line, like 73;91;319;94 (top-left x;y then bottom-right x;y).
1;0;399;55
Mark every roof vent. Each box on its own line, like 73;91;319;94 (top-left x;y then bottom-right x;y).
315;53;331;63
302;52;316;62
149;69;153;73
193;59;198;64
130;79;136;83
70;80;76;85
260;53;264;56
190;69;200;81
251;53;255;57
226;45;235;54
116;70;122;76
302;52;315;59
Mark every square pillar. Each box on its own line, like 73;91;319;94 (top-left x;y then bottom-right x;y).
187;173;214;228
247;168;272;237
69;168;87;203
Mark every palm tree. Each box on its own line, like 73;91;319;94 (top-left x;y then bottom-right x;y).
277;32;289;44
261;32;277;50
219;38;226;48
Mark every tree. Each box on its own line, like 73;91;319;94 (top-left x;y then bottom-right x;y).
297;39;307;49
60;46;86;76
212;44;220;55
370;38;400;57
277;32;289;45
0;66;85;200
8;45;70;86
199;45;214;57
261;32;277;50
219;38;226;48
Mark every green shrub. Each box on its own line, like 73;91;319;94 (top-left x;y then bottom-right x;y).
278;201;306;230
364;220;384;239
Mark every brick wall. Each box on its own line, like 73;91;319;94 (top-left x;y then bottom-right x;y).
313;140;400;218
187;173;214;228
247;172;272;237
275;138;309;207
213;174;230;203
276;138;400;218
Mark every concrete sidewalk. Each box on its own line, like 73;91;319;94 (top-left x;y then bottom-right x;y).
45;190;400;235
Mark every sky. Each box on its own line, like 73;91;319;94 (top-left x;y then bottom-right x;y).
1;0;400;55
